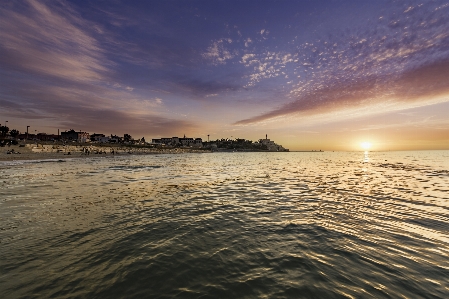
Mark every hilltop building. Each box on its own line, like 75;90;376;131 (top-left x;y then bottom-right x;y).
260;135;289;152
204;135;288;152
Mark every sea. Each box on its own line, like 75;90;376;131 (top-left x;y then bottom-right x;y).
0;151;448;298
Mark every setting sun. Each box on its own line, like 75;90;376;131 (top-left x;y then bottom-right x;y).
361;142;372;150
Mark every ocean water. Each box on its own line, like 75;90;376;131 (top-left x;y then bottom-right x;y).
1;151;448;298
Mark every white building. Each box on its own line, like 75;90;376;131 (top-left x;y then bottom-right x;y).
260;135;288;151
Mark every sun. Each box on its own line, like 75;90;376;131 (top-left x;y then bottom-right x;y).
360;141;372;150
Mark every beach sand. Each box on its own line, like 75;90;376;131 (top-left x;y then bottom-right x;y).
0;143;208;162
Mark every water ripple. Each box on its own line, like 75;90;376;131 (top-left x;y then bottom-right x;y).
1;151;449;298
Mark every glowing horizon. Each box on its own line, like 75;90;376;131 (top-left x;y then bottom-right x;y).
361;142;372;151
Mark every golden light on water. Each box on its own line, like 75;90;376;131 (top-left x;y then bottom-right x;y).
361;142;372;150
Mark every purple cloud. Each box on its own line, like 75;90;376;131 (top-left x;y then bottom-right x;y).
235;59;449;125
0;0;197;136
234;0;449;124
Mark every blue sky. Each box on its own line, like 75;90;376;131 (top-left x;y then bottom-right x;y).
1;0;449;150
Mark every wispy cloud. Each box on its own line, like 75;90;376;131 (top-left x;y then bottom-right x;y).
235;59;449;125
0;0;196;135
167;77;240;98
0;0;108;82
235;0;449;124
202;38;235;65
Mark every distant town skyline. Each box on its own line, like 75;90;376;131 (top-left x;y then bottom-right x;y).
1;0;449;151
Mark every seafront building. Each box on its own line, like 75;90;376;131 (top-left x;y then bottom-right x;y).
17;132;60;141
90;133;109;143
61;129;90;143
3;127;288;151
260;136;288;152
151;136;203;147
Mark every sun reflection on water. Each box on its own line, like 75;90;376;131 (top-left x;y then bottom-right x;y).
363;150;370;163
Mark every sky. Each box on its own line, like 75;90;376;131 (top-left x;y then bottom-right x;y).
1;0;449;151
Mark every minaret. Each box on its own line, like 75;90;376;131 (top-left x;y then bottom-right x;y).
266;134;267;140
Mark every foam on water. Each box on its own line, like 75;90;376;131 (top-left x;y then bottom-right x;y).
1;151;448;298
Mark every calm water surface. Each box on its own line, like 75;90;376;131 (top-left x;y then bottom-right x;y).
1;151;449;298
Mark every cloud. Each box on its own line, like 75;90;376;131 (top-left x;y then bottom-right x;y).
235;0;449;124
235;59;449;125
241;54;256;65
0;1;197;136
0;77;194;135
0;0;109;82
58;109;195;136
168;77;240;97
202;38;235;65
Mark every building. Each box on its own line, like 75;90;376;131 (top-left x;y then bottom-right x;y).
17;133;60;141
161;137;176;145
36;133;60;141
179;137;194;146
260;135;288;152
109;135;122;143
91;133;108;142
151;136;202;147
61;130;90;142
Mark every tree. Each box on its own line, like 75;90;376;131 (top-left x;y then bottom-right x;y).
0;126;9;137
9;129;20;138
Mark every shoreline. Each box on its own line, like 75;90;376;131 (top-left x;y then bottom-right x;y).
0;144;209;162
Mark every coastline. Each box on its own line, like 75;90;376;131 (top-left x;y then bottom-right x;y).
0;144;209;162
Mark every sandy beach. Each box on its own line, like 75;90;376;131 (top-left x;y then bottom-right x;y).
0;143;208;162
